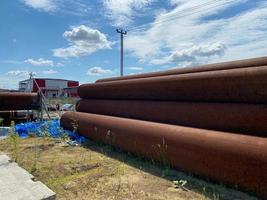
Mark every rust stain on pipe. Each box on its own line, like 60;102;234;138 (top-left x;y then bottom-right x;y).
0;92;40;111
78;66;267;103
0;111;19;118
0;111;33;123
96;56;267;83
61;111;267;198
76;99;267;136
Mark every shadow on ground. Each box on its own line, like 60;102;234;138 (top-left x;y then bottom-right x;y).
82;139;258;200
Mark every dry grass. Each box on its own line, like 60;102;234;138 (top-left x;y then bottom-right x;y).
47;97;79;106
0;137;258;200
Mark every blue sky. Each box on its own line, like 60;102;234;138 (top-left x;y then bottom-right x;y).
0;0;267;89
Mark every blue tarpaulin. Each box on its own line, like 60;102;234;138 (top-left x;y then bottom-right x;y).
15;120;87;144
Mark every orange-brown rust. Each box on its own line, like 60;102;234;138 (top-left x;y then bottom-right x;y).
76;99;267;136
0;92;40;110
78;66;267;103
96;56;267;83
61;111;267;199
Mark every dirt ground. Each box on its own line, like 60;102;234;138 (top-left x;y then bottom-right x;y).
0;137;258;200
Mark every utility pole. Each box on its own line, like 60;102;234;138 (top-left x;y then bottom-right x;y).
116;29;127;76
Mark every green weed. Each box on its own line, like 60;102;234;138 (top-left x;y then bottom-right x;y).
0;117;4;126
8;121;19;162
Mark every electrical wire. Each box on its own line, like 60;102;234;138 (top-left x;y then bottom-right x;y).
107;1;267;42
128;0;236;32
107;0;230;39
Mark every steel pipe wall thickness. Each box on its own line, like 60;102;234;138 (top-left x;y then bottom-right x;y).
96;56;267;83
76;99;267;136
61;111;267;198
78;66;267;103
0;92;40;111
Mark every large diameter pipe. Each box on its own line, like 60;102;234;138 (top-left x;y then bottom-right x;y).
61;112;267;198
0;111;18;119
96;56;267;83
0;92;40;111
0;111;33;118
78;66;267;103
76;99;267;136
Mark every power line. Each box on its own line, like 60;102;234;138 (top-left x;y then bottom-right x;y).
107;1;267;39
108;0;245;39
128;0;236;32
106;1;267;51
108;0;227;39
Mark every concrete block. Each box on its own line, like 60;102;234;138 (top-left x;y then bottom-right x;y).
0;155;56;200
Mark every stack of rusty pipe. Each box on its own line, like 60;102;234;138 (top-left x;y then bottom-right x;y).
0;92;40;111
60;56;267;198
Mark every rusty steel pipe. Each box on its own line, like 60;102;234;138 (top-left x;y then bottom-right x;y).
61;112;267;198
0;111;18;119
96;56;267;83
0;110;33;117
78;66;267;103
0;92;40;111
76;99;267;136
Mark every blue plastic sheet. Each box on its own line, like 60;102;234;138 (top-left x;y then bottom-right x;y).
15;120;88;144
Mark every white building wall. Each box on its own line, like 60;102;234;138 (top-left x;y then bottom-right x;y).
45;80;68;89
19;79;33;92
46;91;59;98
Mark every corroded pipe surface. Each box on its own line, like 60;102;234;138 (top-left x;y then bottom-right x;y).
0;92;40;110
96;56;267;83
78;66;267;103
0;111;18;118
61;112;267;198
76;99;267;136
0;111;32;117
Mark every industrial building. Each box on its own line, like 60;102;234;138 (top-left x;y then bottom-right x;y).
19;78;79;98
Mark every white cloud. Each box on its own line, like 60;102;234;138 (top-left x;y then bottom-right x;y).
129;72;142;75
21;0;92;16
42;69;58;74
87;67;112;76
7;69;58;77
58;1;91;16
0;76;18;90
125;0;267;66
2;69;58;89
56;62;64;67
169;0;187;6
24;58;54;67
103;0;155;26
169;42;226;62
21;0;57;12
150;43;226;65
4;71;35;89
0;71;31;89
7;70;35;78
128;66;144;70
53;25;112;58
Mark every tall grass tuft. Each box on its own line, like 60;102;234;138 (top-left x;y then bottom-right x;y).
0;117;3;126
31;136;39;173
8;121;19;162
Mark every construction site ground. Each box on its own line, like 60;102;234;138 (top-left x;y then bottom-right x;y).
0;136;258;200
